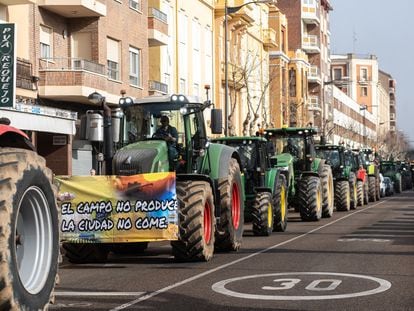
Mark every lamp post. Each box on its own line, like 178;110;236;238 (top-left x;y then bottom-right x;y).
223;0;273;136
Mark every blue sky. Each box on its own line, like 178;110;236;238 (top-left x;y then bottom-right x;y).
330;0;414;147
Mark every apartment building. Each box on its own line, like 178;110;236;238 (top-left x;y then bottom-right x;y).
214;0;274;136
152;0;214;98
277;0;332;132
0;1;77;175
378;70;396;134
268;7;288;128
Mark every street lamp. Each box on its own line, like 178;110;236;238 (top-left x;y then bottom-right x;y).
223;0;274;136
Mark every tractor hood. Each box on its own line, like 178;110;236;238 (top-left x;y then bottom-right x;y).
113;140;169;175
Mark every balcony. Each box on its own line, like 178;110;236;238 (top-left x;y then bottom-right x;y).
16;58;33;91
301;3;320;25
389;125;396;132
307;96;321;112
148;7;168;47
390;113;396;121
38;58;108;103
227;0;255;25
262;28;277;50
221;62;245;90
302;35;320;53
389;86;395;95
358;78;369;85
390;99;395;107
148;80;168;95
0;0;34;4
308;66;321;84
37;0;106;18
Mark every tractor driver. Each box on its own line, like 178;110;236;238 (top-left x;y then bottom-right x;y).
283;138;299;158
155;115;179;167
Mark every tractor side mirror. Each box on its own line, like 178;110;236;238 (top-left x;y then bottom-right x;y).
210;108;223;134
270;157;278;167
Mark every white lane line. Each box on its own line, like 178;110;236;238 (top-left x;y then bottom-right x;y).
110;200;387;311
55;291;145;297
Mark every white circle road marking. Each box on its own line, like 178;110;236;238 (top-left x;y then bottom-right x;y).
110;200;387;311
211;272;392;300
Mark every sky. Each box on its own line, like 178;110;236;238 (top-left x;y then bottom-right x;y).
329;0;414;147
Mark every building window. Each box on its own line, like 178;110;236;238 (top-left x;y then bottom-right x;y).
289;68;296;97
129;0;141;11
107;38;120;80
360;68;368;81
40;25;52;59
361;86;368;97
179;78;186;94
333;68;342;80
129;46;141;86
193;83;199;97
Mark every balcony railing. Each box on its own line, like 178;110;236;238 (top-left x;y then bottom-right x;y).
149;7;167;24
148;7;168;46
39;58;106;75
302;35;320;53
16;58;33;90
149;80;168;94
390;113;396;121
301;2;320;24
262;28;277;49
308;66;321;83
308;96;321;111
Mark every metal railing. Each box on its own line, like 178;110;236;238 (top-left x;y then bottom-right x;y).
39;58;106;76
148;80;168;94
148;7;168;24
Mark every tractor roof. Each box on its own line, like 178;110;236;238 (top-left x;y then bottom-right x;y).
315;144;345;151
211;136;267;143
264;127;318;137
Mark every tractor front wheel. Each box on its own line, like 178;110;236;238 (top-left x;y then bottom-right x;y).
335;180;350;211
273;175;288;232
298;176;322;221
252;192;273;236
321;165;334;218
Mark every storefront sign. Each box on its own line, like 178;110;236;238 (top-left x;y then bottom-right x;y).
0;23;16;108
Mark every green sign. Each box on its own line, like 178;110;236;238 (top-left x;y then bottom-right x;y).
0;23;16;108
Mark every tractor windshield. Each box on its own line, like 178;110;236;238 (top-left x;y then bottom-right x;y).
269;136;304;159
316;149;341;168
381;163;396;174
223;141;257;171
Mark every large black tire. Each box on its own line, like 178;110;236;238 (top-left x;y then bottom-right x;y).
109;242;148;255
63;243;109;263
363;181;369;205
171;180;215;261
349;173;358;210
321;165;334;218
297;176;322;221
335;180;350;211
0;148;59;310
356;180;364;206
215;159;244;251
252;192;273;236
368;176;377;202
273;174;288;232
395;177;402;193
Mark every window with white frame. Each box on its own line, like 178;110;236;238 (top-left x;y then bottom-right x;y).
129;46;141;86
360;86;368;97
179;78;186;94
40;25;52;59
204;26;213;87
107;38;120;80
360;67;368;81
129;0;141;11
333;67;342;80
178;11;188;87
192;19;201;90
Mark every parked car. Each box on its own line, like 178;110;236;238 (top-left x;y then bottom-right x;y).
379;173;386;197
383;176;394;196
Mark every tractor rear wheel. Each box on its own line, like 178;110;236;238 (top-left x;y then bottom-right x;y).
321;165;334;218
335;180;350;211
349;173;358;210
356;180;364;206
0;148;59;310
298;176;322;221
252;192;273;236
273;175;288;232
368;176;377;202
215;159;244;251
363;181;369;205
171;180;215;261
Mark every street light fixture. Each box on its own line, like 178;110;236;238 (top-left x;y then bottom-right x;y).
223;0;274;136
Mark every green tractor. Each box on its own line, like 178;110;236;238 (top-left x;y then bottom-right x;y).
264;127;334;221
315;144;358;211
211;136;288;236
59;94;245;262
398;161;413;191
380;160;402;193
352;150;370;206
358;148;381;202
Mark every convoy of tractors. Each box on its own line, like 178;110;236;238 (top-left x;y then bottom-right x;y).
1;94;413;310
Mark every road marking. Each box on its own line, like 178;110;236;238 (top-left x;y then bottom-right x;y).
55;291;146;297
110;200;387;311
337;238;391;242
212;272;392;300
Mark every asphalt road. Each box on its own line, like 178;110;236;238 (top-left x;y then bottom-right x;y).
51;191;414;311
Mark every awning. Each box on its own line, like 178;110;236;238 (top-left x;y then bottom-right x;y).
0;106;76;135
